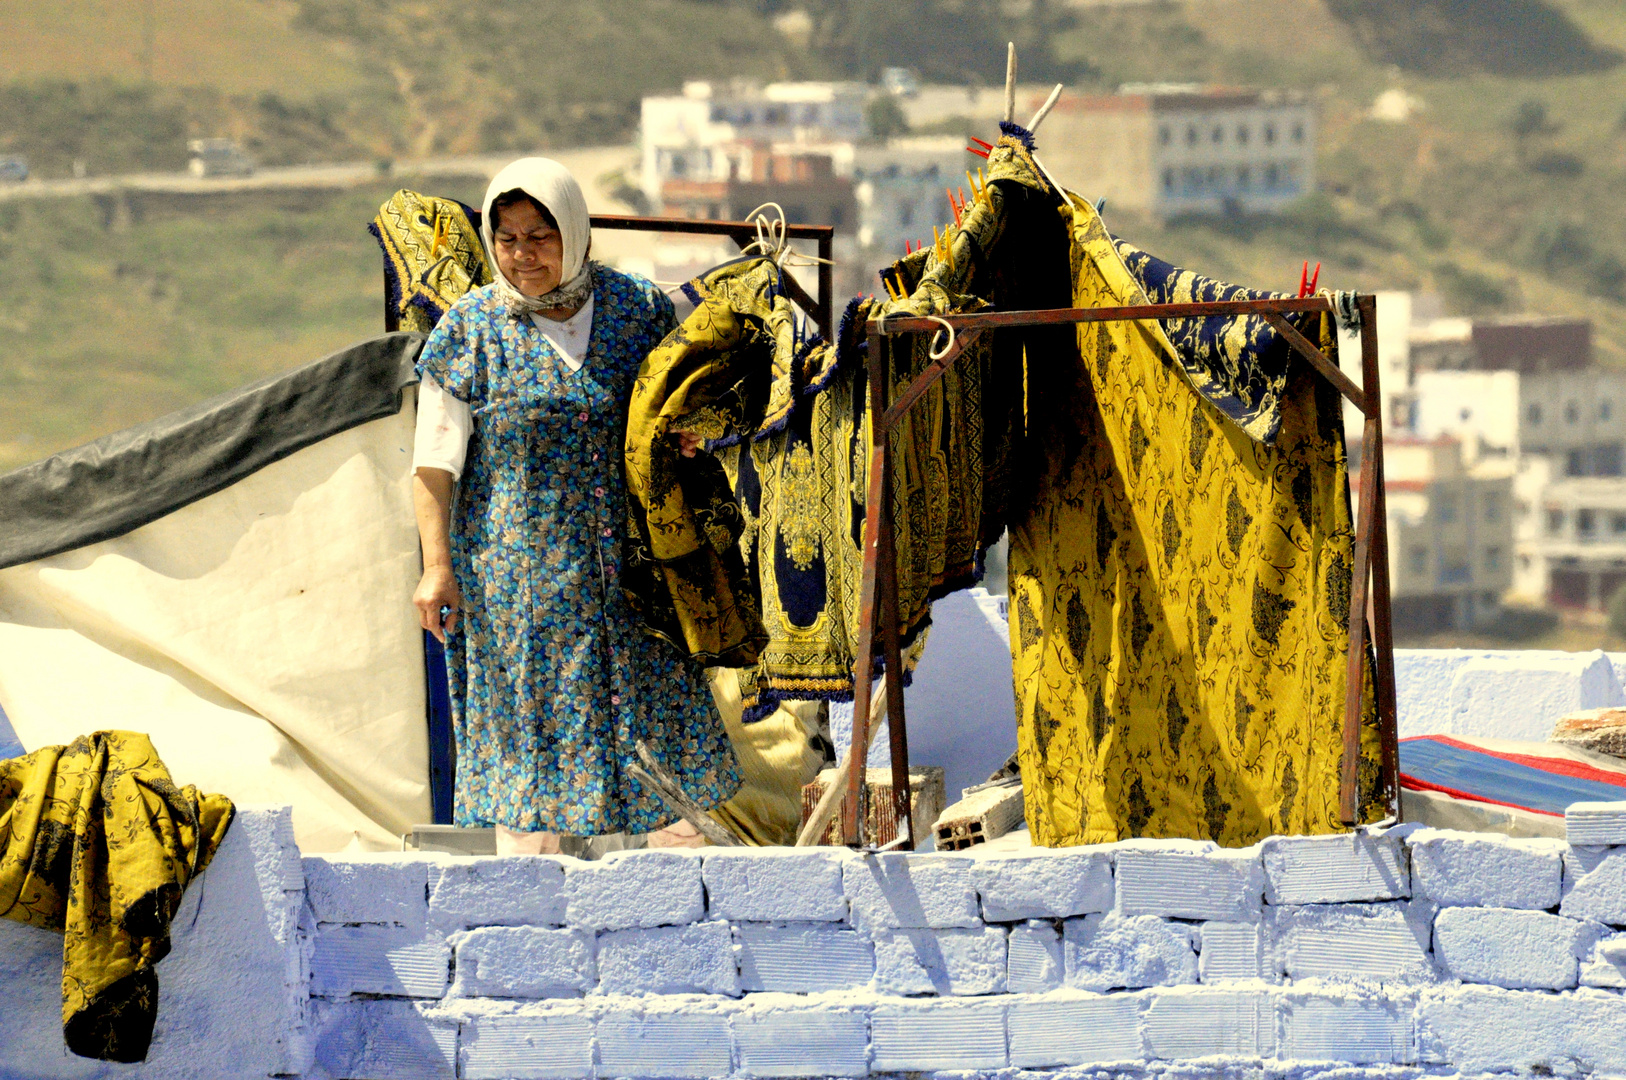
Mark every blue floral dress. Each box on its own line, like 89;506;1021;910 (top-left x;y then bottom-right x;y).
417;265;740;834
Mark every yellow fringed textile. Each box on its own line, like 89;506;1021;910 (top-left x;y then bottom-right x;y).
0;731;234;1062
370;190;492;333
705;668;826;846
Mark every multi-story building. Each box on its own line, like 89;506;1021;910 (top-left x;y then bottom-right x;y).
1412;366;1626;477
1514;457;1626;609
851;136;968;292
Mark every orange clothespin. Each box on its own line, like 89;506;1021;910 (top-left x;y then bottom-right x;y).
1308;262;1321;294
967;142;990;159
970;137;994;152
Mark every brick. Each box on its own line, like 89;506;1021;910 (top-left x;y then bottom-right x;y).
971;851;1113;921
702;848;847;922
731;1004;868;1077
1581;932;1626;988
428;857;566;930
870;1000;1007;1071
735;923;873;993
1008;921;1063;993
1144;986;1274;1059
1447;651;1623;742
1281;992;1416;1064
310;926;449;999
1434;907;1584;990
1262;832;1409;905
595;921;739;996
1407;829;1562;909
561;850;702;931
309;999;457;1080
460;1008;594;1079
1566;801;1626;846
1561;847;1626;924
1115;843;1263;921
303;855;435;929
1063;913;1197;992
872;925;1008;995
1199;922;1265;983
1007;993;1143;1067
844;853;979;929
597;1010;732;1079
450;927;594;998
1417;985;1626;1074
1272;902;1434;983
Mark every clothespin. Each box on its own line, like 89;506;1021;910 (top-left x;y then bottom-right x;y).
1295;261;1307;298
970;137;994;152
428;214;447;257
1295;260;1322;298
1308;262;1321;294
967;136;991;159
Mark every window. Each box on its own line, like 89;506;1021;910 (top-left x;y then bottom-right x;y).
1579;508;1598;536
1208;165;1221;185
1236;124;1250;145
1484;493;1502;522
1566;402;1580;423
1460;407;1473;422
1603;401;1614;421
1186;125;1198;147
899;203;914;226
1212;125;1224;144
1159;125;1171;146
1548;508;1565;534
1265;163;1280;188
1236;166;1251;188
1184;167;1202;193
1612;512;1626;535
1528;403;1543;425
1264;123;1277;145
1408;547;1428;575
1436;494;1458;523
1485;547;1503;573
1292;122;1305;143
1163;167;1175;192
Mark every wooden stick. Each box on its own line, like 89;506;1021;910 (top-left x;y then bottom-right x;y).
1003;43;1017;123
630;741;742;847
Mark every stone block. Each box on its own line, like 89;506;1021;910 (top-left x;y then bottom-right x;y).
309;925;449;999
1143;986;1274;1059
1417;985;1626;1074
304;855;435;929
1280;991;1416;1064
1199;922;1266;982
1550;706;1626;759
1407;829;1563;909
1566;801;1626;846
1448;650;1624;742
702;848;847;922
1581;931;1626;988
971;850;1114;921
595;921;739;996
309;999;458;1080
731;1003;868;1077
844;853;979;929
1007;993;1144;1067
450;927;594;998
1434;907;1584;990
1063;913;1198;992
1008;921;1063;993
460;1008;594;1079
735;923;873;993
1115;842;1264;921
870;1000;1008;1072
428;857;566;930
1262;832;1409;905
562;850;703;931
1561;847;1626;924
1271;902;1434;983
597;1010;732;1079
872;925;1008;995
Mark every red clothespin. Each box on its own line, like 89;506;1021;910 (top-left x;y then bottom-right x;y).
1308;262;1321;294
970;137;994;151
1295;260;1322;298
967;145;990;158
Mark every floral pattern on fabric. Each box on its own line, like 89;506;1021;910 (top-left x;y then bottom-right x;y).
417;266;739;834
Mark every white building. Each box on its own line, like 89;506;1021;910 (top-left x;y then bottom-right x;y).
1514;457;1626;610
852;136;970;269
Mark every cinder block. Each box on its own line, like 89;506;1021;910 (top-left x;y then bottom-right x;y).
1447;650;1624;742
1008;921;1063;993
561;850;703;931
844;853;980;929
1144;986;1274;1059
1007;993;1143;1066
595;921;739;996
429;857;567;930
597;1010;732;1079
731;1004;868;1077
1272;902;1434;983
309;998;458;1080
1407;829;1563;909
1566;801;1626;846
460;1008;594;1079
450;927;594;998
310;925;450;999
971;851;1114;921
1199;922;1266;982
1581;932;1626;988
1063;913;1197;992
1561;847;1626;924
1115;842;1263;921
735;923;873;993
1434;907;1584;990
870;1000;1007;1071
872;925;1008;995
1262;832;1409;905
1417;985;1626;1074
702;848;847;922
304;855;436;929
1280;991;1416;1064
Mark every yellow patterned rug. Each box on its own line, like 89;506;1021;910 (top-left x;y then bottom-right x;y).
370;190;491;334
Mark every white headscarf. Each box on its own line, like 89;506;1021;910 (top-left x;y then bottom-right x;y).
481;157;594;316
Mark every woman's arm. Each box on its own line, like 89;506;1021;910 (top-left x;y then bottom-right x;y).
413;468;461;643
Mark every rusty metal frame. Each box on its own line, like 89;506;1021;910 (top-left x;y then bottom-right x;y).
844;295;1399;848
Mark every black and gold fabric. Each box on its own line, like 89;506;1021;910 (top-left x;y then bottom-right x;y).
0;731;234;1062
371;190;492;334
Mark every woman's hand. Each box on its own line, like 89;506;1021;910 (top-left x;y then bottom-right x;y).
414;564;462;643
677;431;704;458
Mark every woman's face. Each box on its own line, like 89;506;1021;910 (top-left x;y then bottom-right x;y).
492;199;564;298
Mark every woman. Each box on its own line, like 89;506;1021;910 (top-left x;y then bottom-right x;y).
410;157;738;853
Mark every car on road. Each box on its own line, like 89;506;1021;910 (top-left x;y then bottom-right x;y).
0;156;28;183
187;139;255;178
